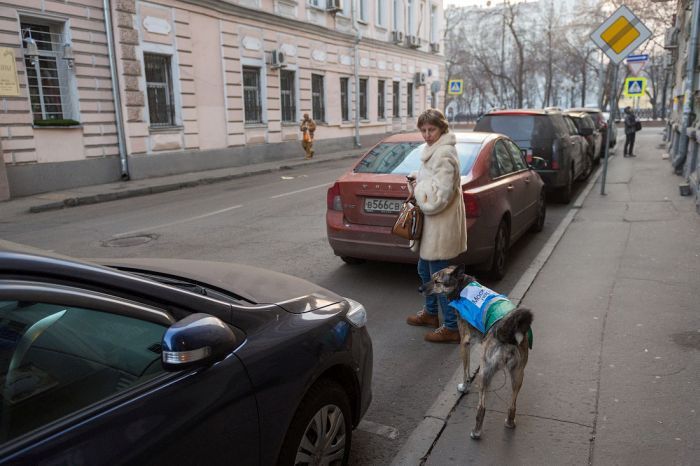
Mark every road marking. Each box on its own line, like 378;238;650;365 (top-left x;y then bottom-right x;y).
115;205;243;237
269;183;330;199
357;420;400;440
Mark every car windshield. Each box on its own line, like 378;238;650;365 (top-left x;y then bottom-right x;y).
476;115;550;144
354;141;480;176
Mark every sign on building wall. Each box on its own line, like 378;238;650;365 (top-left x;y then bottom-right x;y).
0;47;20;96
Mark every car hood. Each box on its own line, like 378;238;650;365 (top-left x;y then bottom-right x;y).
96;258;344;313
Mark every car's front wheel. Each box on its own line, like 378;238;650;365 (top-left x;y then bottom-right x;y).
488;219;510;280
530;191;546;233
278;379;352;466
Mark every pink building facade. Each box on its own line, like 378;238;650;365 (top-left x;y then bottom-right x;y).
1;0;445;198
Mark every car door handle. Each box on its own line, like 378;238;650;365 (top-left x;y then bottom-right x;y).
524;177;530;183
507;185;514;191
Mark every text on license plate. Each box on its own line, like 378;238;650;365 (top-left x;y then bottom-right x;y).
364;197;403;214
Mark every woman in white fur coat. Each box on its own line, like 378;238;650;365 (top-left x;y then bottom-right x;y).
406;109;468;343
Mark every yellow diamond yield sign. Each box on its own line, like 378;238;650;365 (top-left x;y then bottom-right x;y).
590;5;651;64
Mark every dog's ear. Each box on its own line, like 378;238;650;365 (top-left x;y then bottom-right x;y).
453;263;466;276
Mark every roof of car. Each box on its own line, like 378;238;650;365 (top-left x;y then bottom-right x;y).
485;109;555;116
380;131;497;144
565;111;591;119
567;107;602;113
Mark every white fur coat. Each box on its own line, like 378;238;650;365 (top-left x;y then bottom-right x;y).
410;132;468;260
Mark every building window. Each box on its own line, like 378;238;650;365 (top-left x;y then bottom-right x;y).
407;82;413;117
340;77;349;122
144;53;176;127
377;80;385;120
308;0;321;7
360;0;368;22
280;69;296;123
393;0;401;32
312;74;325;122
407;0;414;35
392;81;400;118
377;0;386;27
21;20;77;123
243;66;262;124
359;78;368;120
430;5;438;43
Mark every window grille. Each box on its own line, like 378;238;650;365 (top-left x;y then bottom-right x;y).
280;70;296;122
144;53;175;127
359;78;367;120
340;77;349;122
243;66;262;123
21;22;74;123
312;74;325;122
377;80;385;120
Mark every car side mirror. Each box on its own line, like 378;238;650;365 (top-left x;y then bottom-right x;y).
579;127;593;136
529;156;547;170
161;313;237;371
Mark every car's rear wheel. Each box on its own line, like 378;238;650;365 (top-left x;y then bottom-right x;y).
489;219;510;280
530;191;546;233
580;152;594;181
556;166;574;204
278;380;352;466
341;256;365;265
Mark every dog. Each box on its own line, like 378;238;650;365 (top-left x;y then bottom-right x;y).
420;264;533;439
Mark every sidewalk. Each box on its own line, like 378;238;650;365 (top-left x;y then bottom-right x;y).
399;129;699;465
0;147;365;218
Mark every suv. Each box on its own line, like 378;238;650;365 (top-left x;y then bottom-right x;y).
474;109;588;203
567;107;616;155
566;111;602;165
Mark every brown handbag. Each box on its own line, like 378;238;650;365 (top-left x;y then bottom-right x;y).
392;194;423;240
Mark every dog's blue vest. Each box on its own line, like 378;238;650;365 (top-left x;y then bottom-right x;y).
448;281;532;348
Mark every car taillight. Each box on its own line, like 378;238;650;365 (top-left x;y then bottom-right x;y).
551;140;560;170
525;149;533;164
464;193;480;218
327;182;342;211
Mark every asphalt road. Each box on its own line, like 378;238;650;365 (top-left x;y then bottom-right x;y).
0;157;594;464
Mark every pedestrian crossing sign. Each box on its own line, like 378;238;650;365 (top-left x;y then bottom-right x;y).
448;80;463;95
623;77;647;97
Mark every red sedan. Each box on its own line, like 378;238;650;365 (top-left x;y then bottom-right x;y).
326;132;546;279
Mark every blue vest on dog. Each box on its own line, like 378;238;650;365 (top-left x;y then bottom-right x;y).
448;281;532;348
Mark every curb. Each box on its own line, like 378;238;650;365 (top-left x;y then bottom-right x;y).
27;152;362;213
389;160;609;466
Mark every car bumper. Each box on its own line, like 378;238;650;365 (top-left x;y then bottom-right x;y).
534;169;566;189
326;211;490;265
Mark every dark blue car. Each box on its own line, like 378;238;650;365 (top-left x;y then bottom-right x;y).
0;240;372;465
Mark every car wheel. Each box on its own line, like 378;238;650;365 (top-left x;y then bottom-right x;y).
278;379;352;466
341;256;365;265
580;152;594;181
556;166;574;204
489;219;510;280
530;191;546;233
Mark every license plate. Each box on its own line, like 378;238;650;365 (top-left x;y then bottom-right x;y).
364;197;403;214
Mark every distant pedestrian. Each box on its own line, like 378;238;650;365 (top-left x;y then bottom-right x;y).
300;113;316;159
405;108;468;343
623;106;638;157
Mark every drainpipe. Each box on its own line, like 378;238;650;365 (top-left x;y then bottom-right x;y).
675;0;700;174
103;0;130;180
351;0;361;148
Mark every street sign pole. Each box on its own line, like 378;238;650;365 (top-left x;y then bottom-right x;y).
600;63;619;195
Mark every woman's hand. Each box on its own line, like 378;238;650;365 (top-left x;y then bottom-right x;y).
406;176;416;195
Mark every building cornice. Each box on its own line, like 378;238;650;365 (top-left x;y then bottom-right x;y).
178;0;442;61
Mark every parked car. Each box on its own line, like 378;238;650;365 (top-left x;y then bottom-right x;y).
474;109;588;203
568;107;616;154
326;132;546;279
566;111;602;165
0;240;372;465
601;111;619;149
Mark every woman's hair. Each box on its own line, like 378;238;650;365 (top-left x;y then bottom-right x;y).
417;108;450;134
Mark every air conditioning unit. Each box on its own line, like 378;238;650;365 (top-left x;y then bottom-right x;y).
407;35;421;49
414;72;426;86
392;30;404;44
326;0;342;13
268;48;287;68
429;42;440;53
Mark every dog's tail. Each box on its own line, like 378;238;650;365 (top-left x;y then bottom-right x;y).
495;307;533;346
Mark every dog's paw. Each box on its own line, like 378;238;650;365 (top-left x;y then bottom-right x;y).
470;430;481;440
457;382;469;393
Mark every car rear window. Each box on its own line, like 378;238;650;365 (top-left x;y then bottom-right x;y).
354;141;480;176
475;115;552;145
